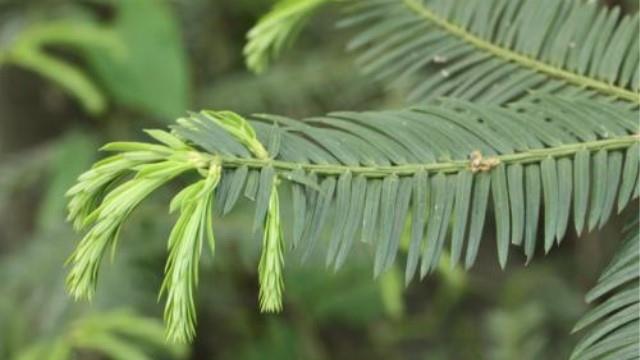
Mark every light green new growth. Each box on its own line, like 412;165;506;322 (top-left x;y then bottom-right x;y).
65;158;193;300
65;110;288;342
161;161;221;342
258;179;285;312
203;111;285;313
244;0;330;73
64;129;213;340
200;110;270;159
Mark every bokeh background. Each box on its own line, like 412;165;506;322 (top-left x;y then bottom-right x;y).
0;0;637;359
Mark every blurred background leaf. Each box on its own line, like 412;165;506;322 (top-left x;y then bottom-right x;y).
85;0;188;120
0;20;123;114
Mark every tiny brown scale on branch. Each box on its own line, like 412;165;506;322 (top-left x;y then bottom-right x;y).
468;150;500;173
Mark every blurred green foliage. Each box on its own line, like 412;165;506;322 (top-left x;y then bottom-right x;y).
0;0;633;359
85;0;188;119
0;20;122;114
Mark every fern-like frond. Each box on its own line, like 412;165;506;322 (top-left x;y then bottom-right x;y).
65;95;639;342
244;0;331;73
571;218;639;360
341;0;640;105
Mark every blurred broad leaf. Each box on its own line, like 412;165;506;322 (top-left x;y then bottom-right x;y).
86;0;188;120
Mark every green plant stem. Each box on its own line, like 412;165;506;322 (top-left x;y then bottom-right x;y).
202;135;639;177
402;0;640;104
